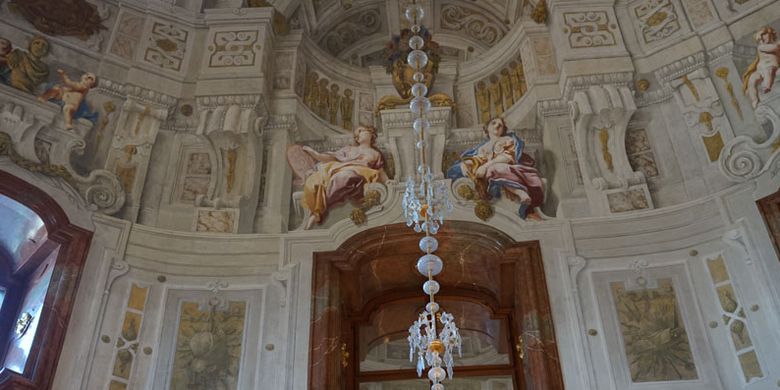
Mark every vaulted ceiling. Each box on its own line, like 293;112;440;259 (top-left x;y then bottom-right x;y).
288;0;533;66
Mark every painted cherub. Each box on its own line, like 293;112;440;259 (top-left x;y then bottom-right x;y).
0;38;11;84
743;27;780;108
38;69;98;129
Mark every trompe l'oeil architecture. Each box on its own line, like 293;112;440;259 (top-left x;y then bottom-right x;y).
1;0;780;389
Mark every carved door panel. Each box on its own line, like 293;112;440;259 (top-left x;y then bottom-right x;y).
310;223;564;390
689;241;780;390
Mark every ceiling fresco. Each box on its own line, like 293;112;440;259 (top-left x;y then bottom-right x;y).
296;0;538;63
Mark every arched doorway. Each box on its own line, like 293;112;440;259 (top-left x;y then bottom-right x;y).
309;222;564;389
0;170;92;390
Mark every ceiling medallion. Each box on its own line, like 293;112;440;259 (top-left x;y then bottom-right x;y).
401;2;461;388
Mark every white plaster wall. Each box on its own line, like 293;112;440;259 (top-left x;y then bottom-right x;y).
41;169;779;390
0;0;778;389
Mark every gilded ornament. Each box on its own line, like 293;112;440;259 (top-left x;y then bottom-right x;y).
383;27;441;99
350;208;367;225
599;128;614;172
155;38;178;53
317;78;330;118
698;111;714;131
702;132;724;162
305;72;319;109
350;189;381;227
475;81;491;124
680;75;700;101
341;89;354;129
97;101;117;147
500;69;514;110
329;84;341;125
474;200;494;221
715;67;743;119
488;75;503;116
772;137;780;152
376;93;454;113
636;79;650;92
645;11;668;27
0;132;75;186
456;184;476;200
532;0;548;24
363;189;381;208
508;61;526;101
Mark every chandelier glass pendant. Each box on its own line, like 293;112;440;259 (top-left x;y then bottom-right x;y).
401;2;461;389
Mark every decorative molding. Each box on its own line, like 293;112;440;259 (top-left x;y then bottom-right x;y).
654;51;706;82
208;30;260;68
562;72;634;101
97;79;179;109
707;42;735;65
537;99;569;118
195;94;266;136
379;107;453;130
0;98;126;215
439;3;507;47
569;84;652;215
143;21;190;72
631;0;681;45
562;11;617;48
635;85;674;107
720;103;780;181
318;8;382;56
567;255;587;292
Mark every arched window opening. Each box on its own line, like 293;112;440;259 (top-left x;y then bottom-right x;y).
0;171;92;390
0;193;50;376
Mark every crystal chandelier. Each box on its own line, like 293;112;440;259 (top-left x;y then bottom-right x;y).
401;2;461;388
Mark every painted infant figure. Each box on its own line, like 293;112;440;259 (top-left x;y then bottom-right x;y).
39;69;96;129
743;27;780;108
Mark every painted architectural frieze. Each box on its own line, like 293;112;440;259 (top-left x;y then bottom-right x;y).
474;59;527;123
632;0;682;45
208;30;259;68
563;11;617;48
143;22;190;72
439;3;507;48
303;70;356;130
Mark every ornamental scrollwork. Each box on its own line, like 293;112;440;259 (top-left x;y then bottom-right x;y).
440;4;506;47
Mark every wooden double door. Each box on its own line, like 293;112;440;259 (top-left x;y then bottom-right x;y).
309;222;564;389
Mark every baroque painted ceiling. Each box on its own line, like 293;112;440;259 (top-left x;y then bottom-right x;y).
286;0;536;66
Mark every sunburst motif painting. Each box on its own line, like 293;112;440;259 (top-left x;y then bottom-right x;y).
611;279;698;382
170;300;246;390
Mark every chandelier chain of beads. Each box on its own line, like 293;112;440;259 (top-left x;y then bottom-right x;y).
403;2;461;389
